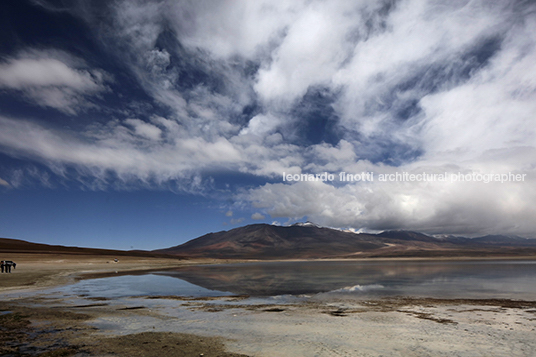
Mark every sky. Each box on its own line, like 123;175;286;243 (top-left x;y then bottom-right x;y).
1;0;535;250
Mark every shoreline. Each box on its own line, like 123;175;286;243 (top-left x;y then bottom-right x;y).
2;253;536;356
1;252;535;293
0;253;189;294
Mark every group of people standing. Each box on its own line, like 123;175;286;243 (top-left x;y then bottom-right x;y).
1;260;16;273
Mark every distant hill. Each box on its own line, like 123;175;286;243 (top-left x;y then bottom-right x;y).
0;237;171;258
376;230;438;242
154;224;536;259
470;235;536;246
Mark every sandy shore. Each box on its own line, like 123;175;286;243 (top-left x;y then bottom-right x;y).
2;254;536;356
0;253;231;293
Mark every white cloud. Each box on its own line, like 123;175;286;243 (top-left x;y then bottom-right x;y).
418;19;536;162
239;113;282;136
254;1;356;104
0;50;109;114
166;0;302;59
0;115;243;190
0;112;308;190
0;58;97;89
230;217;245;225
124;119;162;141
327;0;514;148
251;212;265;220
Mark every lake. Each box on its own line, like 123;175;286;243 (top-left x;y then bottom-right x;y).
52;260;536;300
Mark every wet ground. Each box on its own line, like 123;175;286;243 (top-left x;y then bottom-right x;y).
2;292;536;357
0;299;249;357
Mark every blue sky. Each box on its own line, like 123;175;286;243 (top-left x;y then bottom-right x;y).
1;0;536;250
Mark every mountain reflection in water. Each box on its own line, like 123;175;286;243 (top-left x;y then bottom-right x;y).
152;260;536;298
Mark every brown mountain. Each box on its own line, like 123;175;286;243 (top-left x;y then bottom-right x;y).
156;224;384;259
154;223;536;259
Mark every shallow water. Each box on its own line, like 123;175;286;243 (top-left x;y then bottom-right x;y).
50;260;536;300
49;273;234;299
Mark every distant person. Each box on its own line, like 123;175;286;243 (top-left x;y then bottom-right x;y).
2;261;15;273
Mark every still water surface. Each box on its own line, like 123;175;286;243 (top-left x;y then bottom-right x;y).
56;260;536;300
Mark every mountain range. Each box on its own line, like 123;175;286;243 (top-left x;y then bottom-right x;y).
154;223;536;259
3;222;536;259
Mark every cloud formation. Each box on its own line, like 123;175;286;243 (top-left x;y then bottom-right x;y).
251;213;266;220
0;177;10;187
0;0;535;236
0;50;109;114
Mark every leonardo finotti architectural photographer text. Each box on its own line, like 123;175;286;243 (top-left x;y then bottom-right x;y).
282;171;527;184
